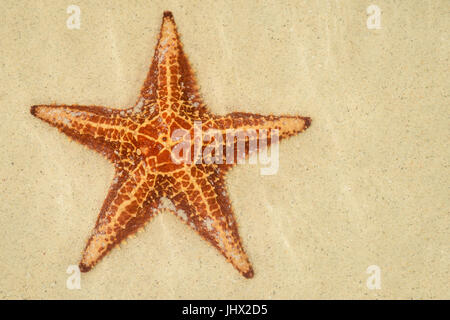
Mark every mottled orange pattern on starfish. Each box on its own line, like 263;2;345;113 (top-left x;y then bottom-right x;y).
30;11;311;278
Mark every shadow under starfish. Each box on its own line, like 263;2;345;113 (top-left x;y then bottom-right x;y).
30;11;311;278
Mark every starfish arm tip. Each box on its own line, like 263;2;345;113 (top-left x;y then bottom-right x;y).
163;11;173;18
243;268;254;279
304;116;312;129
30;105;39;117
78;262;91;273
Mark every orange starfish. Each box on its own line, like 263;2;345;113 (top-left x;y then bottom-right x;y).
30;11;311;278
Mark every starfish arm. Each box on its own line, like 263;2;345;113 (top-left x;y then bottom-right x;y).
165;166;254;278
202;112;311;164
137;11;209;117
79;163;160;272
211;112;311;140
30;104;139;162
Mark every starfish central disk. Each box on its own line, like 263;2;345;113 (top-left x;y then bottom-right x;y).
30;11;311;278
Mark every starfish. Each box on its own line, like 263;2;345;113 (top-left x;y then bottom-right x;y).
30;11;311;278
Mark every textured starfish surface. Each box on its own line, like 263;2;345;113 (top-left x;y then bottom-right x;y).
30;11;311;278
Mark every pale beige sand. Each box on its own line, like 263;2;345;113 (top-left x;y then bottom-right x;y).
0;0;448;299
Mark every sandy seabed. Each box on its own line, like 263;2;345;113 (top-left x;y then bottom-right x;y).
0;0;448;299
